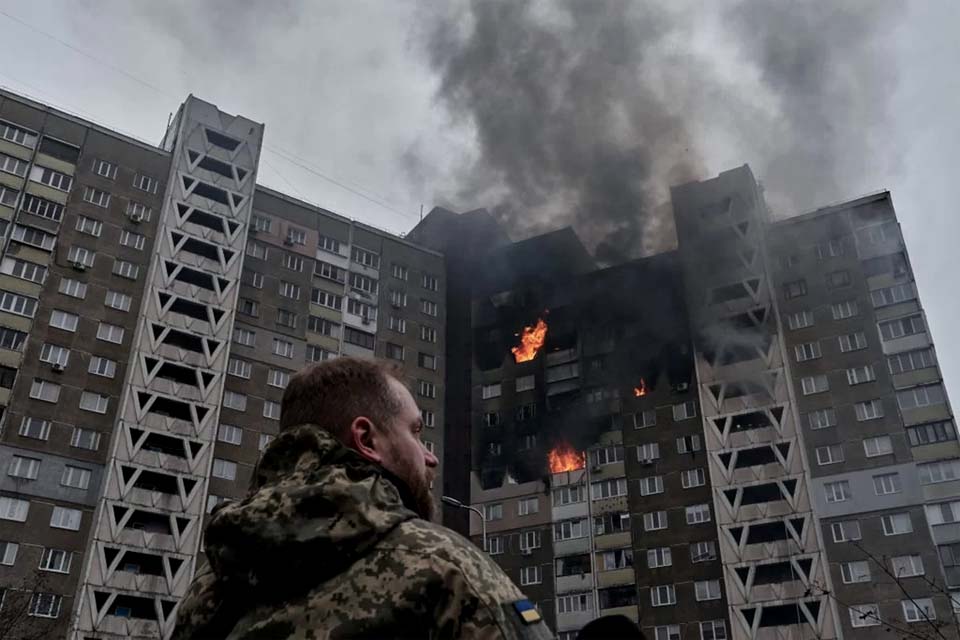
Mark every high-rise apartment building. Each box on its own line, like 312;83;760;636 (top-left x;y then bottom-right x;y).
416;165;958;640
0;88;445;639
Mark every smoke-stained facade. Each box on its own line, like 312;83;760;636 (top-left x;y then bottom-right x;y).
422;166;959;640
0;88;446;639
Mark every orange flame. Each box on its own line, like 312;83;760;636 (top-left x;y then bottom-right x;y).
633;378;648;397
548;442;586;473
511;318;548;363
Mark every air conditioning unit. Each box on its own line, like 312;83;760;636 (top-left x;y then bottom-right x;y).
674;382;690;393
70;261;86;272
520;548;533;556
51;363;65;373
129;212;144;224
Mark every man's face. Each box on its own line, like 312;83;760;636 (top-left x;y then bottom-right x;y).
376;377;439;521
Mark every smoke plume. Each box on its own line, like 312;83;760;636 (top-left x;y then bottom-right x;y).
417;0;901;261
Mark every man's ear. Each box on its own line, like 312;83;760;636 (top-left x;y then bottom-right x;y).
347;416;382;463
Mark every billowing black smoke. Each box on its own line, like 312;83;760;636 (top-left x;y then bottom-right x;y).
418;0;901;261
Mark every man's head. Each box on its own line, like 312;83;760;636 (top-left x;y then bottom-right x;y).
280;357;438;520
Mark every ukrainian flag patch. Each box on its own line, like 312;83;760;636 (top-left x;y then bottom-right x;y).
513;599;542;624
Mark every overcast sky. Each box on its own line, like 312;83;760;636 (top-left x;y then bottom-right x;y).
2;1;957;399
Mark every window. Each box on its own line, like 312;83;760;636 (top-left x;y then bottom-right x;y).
592;445;624;466
902;599;936;623
686;504;711;524
263;401;281;420
676;434;702;454
634;409;657;429
837;331;868;353
104;291;132;312
0;327;26;352
306;345;337;362
557;593;591;614
651;584;676;607
246;241;268;260
874;473;903;496
58;278;86;299
603;548;634;570
695;579;721;601
61;466;91;490
112;259;139;280
0;291;38;317
258;434;274;452
787;310;814;330
272;338;294;358
484;503;503;521
79;392;109;414
50;506;81;530
28;593;62;619
276;309;298;328
647;547;672;568
794;341;821;362
872;283;916;308
420;299;439;317
640;476;664;496
644;511;667;531
69;247;98;270
268;369;290;388
420;325;438;343
212;458;237;480
281;253;304;272
816;445;844;466
126;201;151;222
487;536;503;555
918;460;960;485
31;165;72;191
817;238;845;259
12;225;56;251
691;540;717;563
349;272;377;294
825;481;851;503
421;409;436;428
71;427;101;451
682;468;706;489
519;530;540;551
552;485;586;506
673;401;697;421
908;421;957;446
784;280;807;299
223;391;247;411
351;246;380;269
481;383;501;399
888;348;936;375
831;520;862;542
591;478;627;500
119;230;145;250
318;235;341;255
832;300;859;320
218;424;243;446
520;566;542;586
0;120;37;148
891;555;925;578
0;541;18;566
0;497;28;522
421;273;439;291
96;322;125;344
863;436;893;457
418;380;437;399
881;513;913;536
1;258;46;284
388;316;406;334
657;626;681;640
418;353;437;370
700;621;726;640
30;379;61;403
243;270;264;289
845;365;877;386
898;384;946;410
227;358;252;379
346;299;377;321
849;603;880;628
554;518;589;540
391;263;408;280
9;455;40;480
854;399;884;421
19;417;51;441
82;187;111;209
840;560;871;584
0;185;17;208
637;443;660;463
133;173;158;193
518;497;539;516
232;328;255;348
286;227;306;245
0;153;27;178
879;314;925;341
800;374;828;395
383;343;405;362
826;269;851;289
39;343;70;367
250;215;272;233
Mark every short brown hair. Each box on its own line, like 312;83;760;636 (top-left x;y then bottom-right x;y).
280;357;404;441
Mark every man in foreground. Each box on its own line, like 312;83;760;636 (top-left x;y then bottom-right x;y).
173;357;553;639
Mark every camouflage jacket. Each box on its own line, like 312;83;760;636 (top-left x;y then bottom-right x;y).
173;424;554;639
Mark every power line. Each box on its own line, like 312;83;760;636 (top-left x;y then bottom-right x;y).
0;7;420;222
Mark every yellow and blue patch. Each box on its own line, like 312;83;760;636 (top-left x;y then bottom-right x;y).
513;599;542;624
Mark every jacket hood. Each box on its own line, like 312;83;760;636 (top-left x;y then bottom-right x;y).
202;423;418;598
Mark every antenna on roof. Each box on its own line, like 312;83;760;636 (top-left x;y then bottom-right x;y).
420;204;424;222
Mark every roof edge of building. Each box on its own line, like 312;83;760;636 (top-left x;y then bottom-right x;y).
774;189;892;226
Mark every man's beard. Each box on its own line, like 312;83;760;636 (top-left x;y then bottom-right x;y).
410;474;436;522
